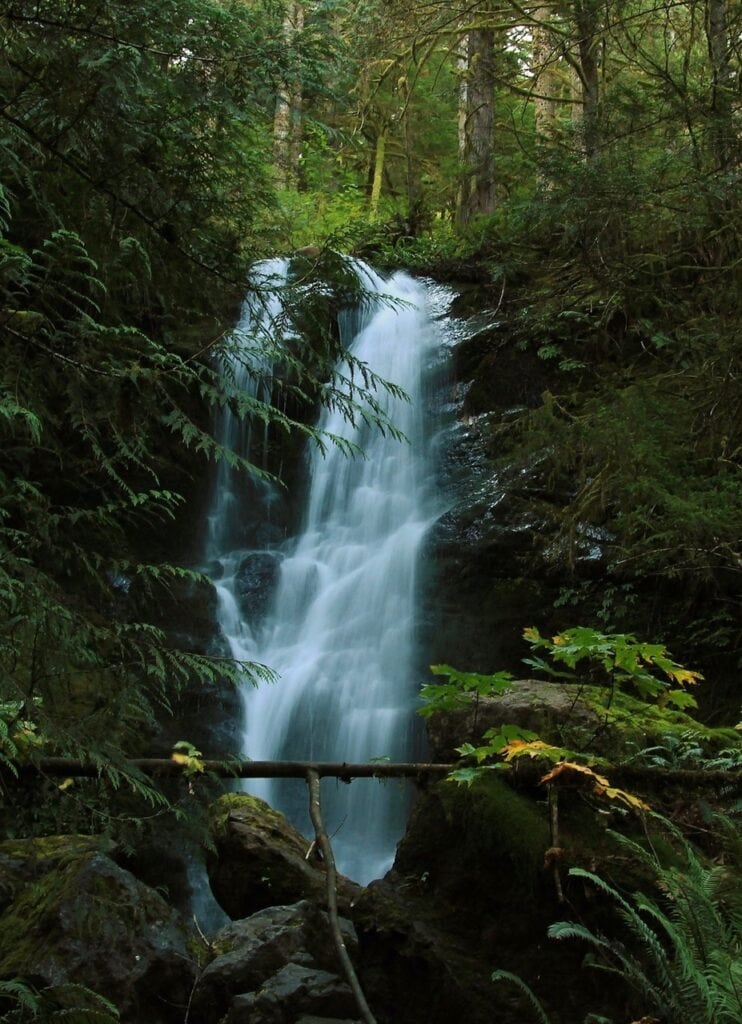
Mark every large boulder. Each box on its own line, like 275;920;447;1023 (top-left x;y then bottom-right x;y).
425;678;742;763
207;793;359;919
190;900;360;1024
352;775;623;1024
426;678;602;761
0;837;196;1024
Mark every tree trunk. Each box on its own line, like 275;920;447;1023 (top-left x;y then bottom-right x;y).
457;28;496;227
532;6;559;142
368;124;387;221
455;32;469;225
706;0;735;169
401;77;423;234
572;0;600;158
274;1;305;190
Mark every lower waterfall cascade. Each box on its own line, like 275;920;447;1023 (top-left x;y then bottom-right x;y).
207;258;451;884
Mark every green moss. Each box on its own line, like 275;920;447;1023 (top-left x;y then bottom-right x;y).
441;777;551;898
208;792;285;839
0;842;173;981
0;834;99;864
0;835;101;912
0;856;88;974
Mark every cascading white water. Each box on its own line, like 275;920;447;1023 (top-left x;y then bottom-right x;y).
210;258;442;883
205;257;288;563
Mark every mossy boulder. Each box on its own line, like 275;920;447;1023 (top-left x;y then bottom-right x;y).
349;777;560;1024
207;793;359;919
351;776;628;1024
426;678;601;761
0;837;196;1024
426;678;741;764
0;834;99;913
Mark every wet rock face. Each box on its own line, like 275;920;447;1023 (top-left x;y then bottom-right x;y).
0;839;196;1024
423;300;615;680
423;360;563;676
190;900;359;1024
207;794;359;920
234;550;281;623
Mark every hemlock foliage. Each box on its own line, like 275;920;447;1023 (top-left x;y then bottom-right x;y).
0;0;401;821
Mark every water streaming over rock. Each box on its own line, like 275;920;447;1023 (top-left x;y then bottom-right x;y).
208;258;447;883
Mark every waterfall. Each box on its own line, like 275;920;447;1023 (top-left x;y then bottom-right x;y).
209;258;444;883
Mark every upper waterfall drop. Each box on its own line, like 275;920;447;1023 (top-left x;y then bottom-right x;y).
208;256;446;884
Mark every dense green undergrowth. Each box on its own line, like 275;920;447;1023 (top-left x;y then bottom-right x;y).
379;150;740;715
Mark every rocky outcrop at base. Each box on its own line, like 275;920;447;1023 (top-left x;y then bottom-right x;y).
190;900;359;1024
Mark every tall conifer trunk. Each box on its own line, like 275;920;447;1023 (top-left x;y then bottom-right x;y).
532;6;559;142
457;28;496;226
706;0;735;169
572;0;600;158
274;1;305;190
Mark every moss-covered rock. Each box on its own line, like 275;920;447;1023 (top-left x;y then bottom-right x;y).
0;837;196;1024
426;678;742;764
351;777;602;1024
207;793;359;920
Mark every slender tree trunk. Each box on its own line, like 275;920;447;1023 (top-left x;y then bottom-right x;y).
572;0;600;158
706;0;735;169
455;32;469;225
457;28;496;227
569;60;584;133
274;1;304;190
401;78;423;234
532;6;559;142
368;124;386;221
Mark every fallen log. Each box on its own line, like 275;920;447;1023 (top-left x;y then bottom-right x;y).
21;758;456;780
15;758;742;791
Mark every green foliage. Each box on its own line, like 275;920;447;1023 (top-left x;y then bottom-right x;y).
549;818;742;1024
420;627;717;803
419;664;514;716
625;730;742;772
0;0;411;840
490;970;550;1024
0;982;118;1024
523;627;702;710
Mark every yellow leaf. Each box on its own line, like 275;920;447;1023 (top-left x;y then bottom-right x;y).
541;762;650;811
57;778;75;792
503;739;559;762
540;762;610;788
603;786;651;811
667;668;702;686
171;752;191;766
